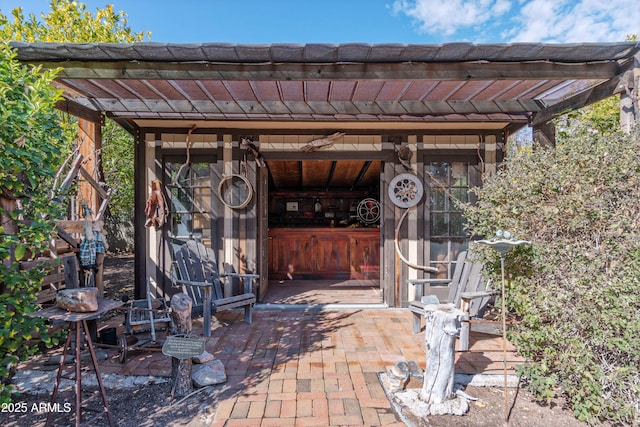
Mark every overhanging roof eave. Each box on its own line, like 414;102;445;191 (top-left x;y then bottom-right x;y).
10;41;638;129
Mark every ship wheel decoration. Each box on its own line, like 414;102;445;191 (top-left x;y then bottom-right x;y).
388;173;424;208
357;198;381;224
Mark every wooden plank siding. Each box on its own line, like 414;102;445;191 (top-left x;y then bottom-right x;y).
18;42;638;306
381;142;397;307
141;131;495;307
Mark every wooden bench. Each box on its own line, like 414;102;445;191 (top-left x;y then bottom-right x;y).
172;239;257;336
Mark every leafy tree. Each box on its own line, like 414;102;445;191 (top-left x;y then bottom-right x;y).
0;1;148;42
1;0;150;250
0;43;65;403
463;124;640;424
0;1;148;402
556;35;637;138
557;94;621;137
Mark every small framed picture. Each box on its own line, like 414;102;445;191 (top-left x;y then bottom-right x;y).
286;201;299;212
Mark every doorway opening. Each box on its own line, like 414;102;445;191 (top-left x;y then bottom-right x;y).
263;159;382;305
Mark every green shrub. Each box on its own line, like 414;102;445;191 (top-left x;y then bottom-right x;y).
101;120;135;252
0;43;66;403
463;126;640;424
1;1;147;254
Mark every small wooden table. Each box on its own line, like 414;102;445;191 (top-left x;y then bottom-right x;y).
28;299;123;427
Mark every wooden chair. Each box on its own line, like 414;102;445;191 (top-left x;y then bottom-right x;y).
171;238;258;336
408;250;496;350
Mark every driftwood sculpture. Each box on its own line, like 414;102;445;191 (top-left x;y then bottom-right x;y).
396;145;413;171
240;137;265;167
300;132;345;152
421;304;469;415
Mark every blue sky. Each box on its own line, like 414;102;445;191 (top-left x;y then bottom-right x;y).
1;0;638;44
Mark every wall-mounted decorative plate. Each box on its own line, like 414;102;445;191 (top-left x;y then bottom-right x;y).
388;173;424;208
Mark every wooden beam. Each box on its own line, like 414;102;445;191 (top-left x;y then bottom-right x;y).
78;167;108;199
58;154;84;192
134;129;146;300
262;151;390;161
95;187;112;221
533;121;556;148
351;161;372;190
140;126;511;137
71;97;548;117
55;225;79;248
38;60;623;81
56;99;104;124
325;161;337;190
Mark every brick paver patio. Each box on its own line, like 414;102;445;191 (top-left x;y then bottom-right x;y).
102;306;522;426
19;306;524;426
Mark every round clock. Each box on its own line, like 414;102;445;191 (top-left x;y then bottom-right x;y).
388;173;424;208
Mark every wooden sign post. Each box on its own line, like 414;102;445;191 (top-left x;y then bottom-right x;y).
162;335;205;360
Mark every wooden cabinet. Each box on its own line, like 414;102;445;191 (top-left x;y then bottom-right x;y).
268;228;379;280
349;233;380;280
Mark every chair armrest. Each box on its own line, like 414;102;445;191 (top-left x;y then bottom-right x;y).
217;273;259;294
408;278;452;285
408;278;452;300
219;273;259;279
460;290;496;300
174;279;212;288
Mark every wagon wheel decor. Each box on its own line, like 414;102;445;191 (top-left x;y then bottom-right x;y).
388;173;424;208
388;173;436;273
357;198;380;224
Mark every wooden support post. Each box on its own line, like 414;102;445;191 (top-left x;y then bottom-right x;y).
533;121;556;148
77;118;102;216
170;293;193;397
620;65;639;133
420;304;469;415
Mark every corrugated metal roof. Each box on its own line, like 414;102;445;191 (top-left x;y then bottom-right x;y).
11;42;640;130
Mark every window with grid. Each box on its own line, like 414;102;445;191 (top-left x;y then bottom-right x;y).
427;161;471;279
163;155;217;244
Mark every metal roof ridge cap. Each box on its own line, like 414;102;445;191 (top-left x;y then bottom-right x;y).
10;41;640;63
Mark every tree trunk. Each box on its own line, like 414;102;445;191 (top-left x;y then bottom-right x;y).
420;304;464;405
170;293;193;398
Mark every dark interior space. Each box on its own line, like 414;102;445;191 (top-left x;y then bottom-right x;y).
265;160;382;303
